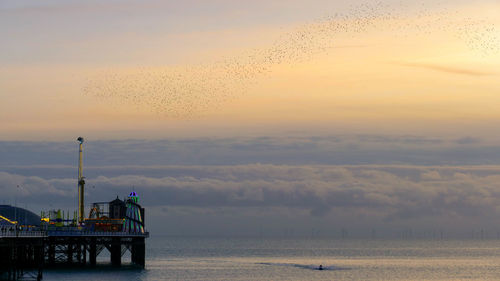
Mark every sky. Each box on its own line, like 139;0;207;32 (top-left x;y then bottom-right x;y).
1;0;500;237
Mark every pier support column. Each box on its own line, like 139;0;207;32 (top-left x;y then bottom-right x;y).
77;241;82;264
82;244;87;266
35;243;44;281
89;238;96;266
131;237;145;268
48;238;55;265
110;237;121;266
67;242;73;264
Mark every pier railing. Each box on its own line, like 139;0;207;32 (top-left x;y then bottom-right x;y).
47;230;149;237
0;231;47;238
1;230;148;238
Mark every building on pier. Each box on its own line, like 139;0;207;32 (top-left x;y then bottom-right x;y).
0;205;40;227
123;192;145;234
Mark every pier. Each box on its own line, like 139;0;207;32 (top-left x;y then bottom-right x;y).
1;224;149;280
1;137;149;280
44;230;148;267
0;230;45;281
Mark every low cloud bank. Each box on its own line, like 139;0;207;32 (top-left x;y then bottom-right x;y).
3;135;500;236
1;135;498;166
2;165;500;224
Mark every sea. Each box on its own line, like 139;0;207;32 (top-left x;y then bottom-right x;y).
44;236;500;280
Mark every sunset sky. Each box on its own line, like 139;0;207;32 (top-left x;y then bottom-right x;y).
1;0;500;237
1;0;499;140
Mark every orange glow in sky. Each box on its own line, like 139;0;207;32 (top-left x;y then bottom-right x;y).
1;1;499;140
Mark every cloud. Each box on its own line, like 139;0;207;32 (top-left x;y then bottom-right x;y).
456;136;481;145
393;62;494;76
3;165;500;222
2;135;499;167
4;136;500;236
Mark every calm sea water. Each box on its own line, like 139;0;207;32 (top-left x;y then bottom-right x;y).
44;237;500;280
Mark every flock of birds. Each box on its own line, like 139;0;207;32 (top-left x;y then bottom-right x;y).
83;2;499;118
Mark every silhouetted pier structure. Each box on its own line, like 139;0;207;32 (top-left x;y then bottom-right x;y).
45;230;148;267
0;230;45;281
1;138;149;280
1;228;148;280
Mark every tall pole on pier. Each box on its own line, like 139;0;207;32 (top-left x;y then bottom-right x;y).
77;137;85;224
